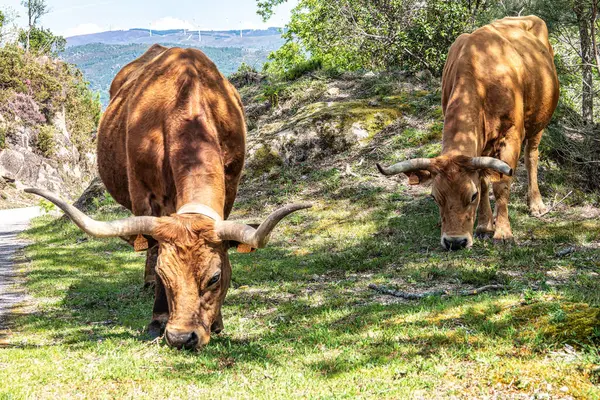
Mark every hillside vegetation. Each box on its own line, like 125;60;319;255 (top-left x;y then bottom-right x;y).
0;44;101;208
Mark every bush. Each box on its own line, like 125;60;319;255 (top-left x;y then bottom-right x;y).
0;45;101;155
18;27;66;56
36;125;56;157
0;125;6;150
265;0;477;77
229;63;265;88
0;92;46;125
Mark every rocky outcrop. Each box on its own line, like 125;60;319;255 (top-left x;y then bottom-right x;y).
0;111;93;197
71;177;106;212
245;99;403;174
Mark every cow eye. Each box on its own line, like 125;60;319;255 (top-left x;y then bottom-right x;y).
430;194;437;203
207;273;221;287
471;192;479;203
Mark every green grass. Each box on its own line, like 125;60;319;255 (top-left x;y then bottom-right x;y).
2;74;600;398
2;169;600;399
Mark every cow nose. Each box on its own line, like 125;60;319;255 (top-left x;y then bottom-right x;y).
443;237;468;251
165;330;199;350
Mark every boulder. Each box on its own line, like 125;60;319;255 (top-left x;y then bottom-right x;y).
71;176;107;212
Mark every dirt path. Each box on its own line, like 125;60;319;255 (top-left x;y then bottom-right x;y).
0;207;42;331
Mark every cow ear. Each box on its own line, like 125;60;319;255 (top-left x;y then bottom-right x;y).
236;243;257;253
226;224;259;253
405;170;433;185
225;241;257;253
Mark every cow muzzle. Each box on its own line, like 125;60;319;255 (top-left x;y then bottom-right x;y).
165;327;209;350
441;234;472;251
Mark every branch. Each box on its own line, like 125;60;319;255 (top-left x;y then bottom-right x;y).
368;284;506;299
537;191;573;218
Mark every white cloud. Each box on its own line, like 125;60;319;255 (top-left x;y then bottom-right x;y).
149;17;196;31
62;23;106;37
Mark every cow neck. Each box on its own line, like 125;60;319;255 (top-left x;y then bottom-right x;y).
169;115;226;221
441;101;483;158
177;203;223;221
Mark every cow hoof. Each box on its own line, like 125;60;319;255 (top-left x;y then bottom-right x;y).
493;237;514;246
529;203;547;217
475;230;494;240
143;280;156;290
148;320;166;339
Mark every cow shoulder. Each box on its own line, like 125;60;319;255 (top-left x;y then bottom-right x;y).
109;44;169;99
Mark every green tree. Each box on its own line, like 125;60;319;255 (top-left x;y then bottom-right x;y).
21;0;49;52
259;0;487;76
18;26;66;56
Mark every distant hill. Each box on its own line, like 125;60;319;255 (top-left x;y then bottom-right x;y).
66;28;285;50
62;43;273;107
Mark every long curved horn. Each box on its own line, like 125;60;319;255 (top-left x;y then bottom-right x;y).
376;158;432;176
25;188;158;237
215;203;312;248
470;157;513;176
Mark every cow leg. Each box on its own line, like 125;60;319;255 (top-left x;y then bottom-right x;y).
148;274;169;339
492;176;514;243
525;132;547;216
144;240;158;288
475;177;494;239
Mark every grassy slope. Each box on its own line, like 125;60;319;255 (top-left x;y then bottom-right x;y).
2;74;600;399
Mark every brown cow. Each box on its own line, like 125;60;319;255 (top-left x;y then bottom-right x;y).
26;45;310;350
377;16;559;250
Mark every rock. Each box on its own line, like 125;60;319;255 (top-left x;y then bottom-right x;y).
35;162;62;192
51;106;69;138
71;177;107;212
555;247;576;257
351;122;370;144
326;87;340;97
416;70;433;82
0;149;24;179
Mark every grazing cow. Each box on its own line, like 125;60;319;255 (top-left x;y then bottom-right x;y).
377;16;559;250
26;44;310;350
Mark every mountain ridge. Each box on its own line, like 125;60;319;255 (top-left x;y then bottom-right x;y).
66;27;285;50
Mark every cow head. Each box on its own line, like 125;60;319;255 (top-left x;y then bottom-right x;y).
26;188;310;350
377;156;513;251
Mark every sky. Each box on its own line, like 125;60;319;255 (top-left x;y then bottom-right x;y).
1;0;299;37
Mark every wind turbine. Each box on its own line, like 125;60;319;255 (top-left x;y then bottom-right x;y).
193;18;202;42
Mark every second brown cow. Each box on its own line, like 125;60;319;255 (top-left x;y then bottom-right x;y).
378;16;559;250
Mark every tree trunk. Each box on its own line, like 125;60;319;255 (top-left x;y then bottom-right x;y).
574;1;594;124
26;0;31;52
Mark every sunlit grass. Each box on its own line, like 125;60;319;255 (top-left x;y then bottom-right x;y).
2;82;600;399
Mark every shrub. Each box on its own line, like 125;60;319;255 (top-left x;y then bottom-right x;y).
36;124;56;157
0;125;6;150
229;63;265;88
0;45;101;155
18;27;66;57
264;0;476;78
1;92;46;125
